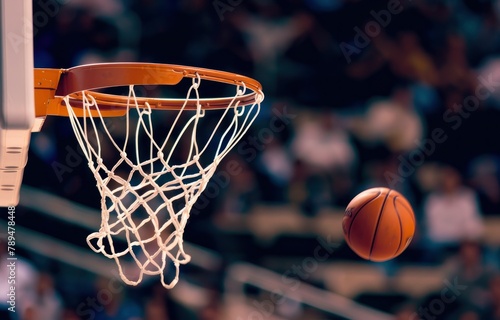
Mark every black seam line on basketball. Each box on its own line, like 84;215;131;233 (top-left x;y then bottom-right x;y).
347;190;382;244
397;199;415;225
393;196;404;256
368;189;391;260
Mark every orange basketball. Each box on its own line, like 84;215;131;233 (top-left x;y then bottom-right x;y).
342;187;415;262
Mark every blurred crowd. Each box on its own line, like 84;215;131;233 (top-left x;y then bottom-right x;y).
2;0;500;319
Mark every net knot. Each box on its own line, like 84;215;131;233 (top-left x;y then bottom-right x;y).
142;103;152;115
256;93;265;103
197;108;205;118
192;73;201;90
96;158;104;166
237;82;246;96
120;151;127;159
235;106;245;116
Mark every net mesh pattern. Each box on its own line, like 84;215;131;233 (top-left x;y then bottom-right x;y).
64;76;262;288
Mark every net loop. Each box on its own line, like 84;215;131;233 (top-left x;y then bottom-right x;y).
198;108;205;118
237;81;246;96
64;75;262;288
192;72;201;90
235;106;245;117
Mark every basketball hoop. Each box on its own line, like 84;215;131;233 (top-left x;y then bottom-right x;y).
34;63;264;288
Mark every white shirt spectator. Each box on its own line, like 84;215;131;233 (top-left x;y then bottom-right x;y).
292;117;356;172
348;87;423;153
424;186;484;244
0;253;38;318
27;273;63;320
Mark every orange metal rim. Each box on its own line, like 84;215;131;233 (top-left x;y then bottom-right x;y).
34;62;264;117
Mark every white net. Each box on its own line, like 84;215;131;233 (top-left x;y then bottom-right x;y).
64;76;262;288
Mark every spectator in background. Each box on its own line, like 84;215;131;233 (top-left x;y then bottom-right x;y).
468;155;500;216
376;31;440;86
477;55;500;109
26;272;63;320
61;309;81;320
256;138;294;203
447;240;494;314
481;273;500;320
143;283;171;320
93;277;143;320
348;85;423;154
452;0;500;66
216;154;260;222
62;0;124;16
423;165;484;260
291;111;357;214
292;112;357;174
457;309;482;320
251;101;294;204
438;34;476;94
230;2;315;95
0;234;38;320
392;302;418;320
198;290;222;320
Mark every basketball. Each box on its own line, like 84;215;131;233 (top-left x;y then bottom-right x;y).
342;187;415;262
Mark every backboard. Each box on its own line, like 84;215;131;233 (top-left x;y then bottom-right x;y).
0;0;35;206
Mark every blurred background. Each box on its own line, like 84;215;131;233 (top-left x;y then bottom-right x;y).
2;0;500;319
